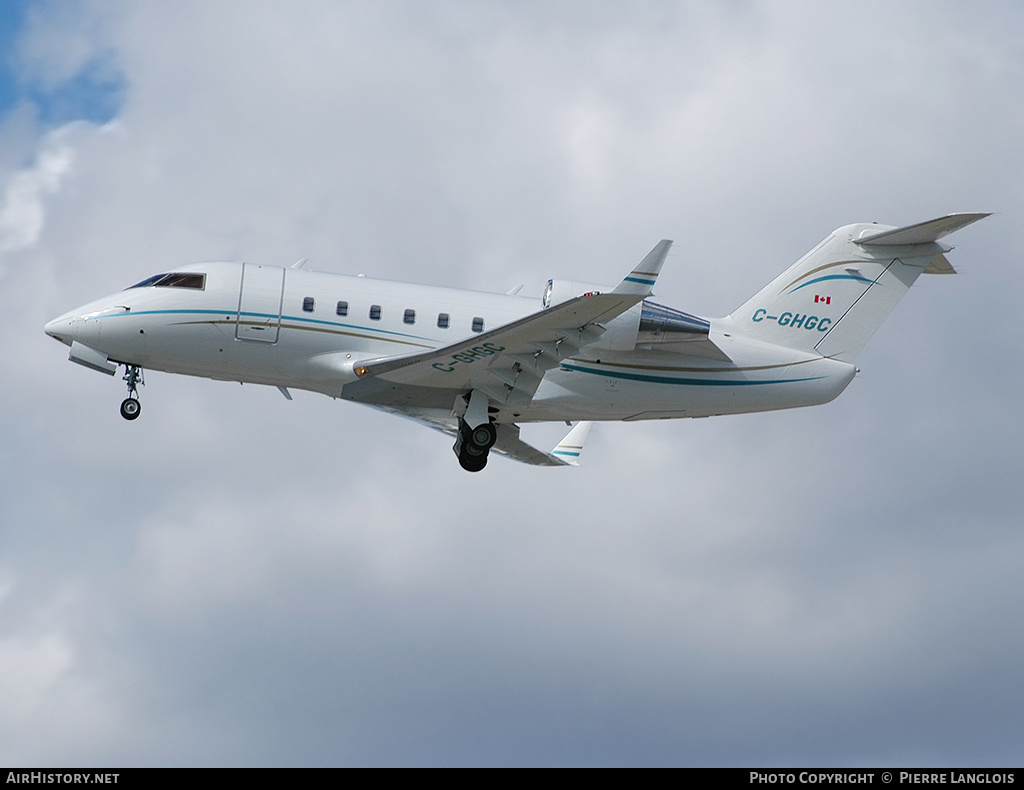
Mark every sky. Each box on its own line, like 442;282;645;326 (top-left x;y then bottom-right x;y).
1;0;1022;768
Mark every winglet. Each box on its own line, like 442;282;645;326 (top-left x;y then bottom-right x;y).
613;240;673;296
549;421;594;466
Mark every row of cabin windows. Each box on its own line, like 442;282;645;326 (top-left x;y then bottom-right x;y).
301;297;483;332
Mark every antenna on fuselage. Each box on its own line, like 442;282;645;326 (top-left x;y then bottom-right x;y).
290;258;309;269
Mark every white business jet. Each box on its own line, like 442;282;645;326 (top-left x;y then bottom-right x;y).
45;213;987;471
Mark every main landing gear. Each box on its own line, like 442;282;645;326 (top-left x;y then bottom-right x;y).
120;364;144;420
453;390;498;472
454;418;497;472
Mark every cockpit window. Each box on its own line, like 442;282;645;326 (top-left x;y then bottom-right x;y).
127;273;206;290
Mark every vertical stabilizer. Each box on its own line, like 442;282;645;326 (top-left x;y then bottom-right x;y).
725;214;987;363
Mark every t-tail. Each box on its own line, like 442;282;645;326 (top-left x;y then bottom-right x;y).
724;213;989;362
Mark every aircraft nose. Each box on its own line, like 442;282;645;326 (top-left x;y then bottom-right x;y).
44;310;77;345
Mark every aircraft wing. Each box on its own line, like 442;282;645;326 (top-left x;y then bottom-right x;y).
368;405;594;466
493;420;593;466
345;240;672;408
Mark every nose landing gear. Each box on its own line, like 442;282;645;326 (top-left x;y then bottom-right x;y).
120;364;144;420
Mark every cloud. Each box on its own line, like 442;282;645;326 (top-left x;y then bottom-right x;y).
0;131;73;254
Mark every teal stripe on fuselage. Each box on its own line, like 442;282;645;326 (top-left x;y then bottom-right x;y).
84;308;219;320
274;312;434;342
560;362;825;387
102;308;436;343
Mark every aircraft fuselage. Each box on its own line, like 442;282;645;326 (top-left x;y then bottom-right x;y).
45;260;855;425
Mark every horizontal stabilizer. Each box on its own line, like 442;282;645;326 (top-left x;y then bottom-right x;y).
853;213;990;246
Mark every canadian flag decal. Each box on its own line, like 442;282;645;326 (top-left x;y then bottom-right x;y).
814;295;831;305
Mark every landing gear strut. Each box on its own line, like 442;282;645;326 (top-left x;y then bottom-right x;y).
120;364;144;420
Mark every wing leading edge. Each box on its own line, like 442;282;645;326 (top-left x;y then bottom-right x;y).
345;240;673;409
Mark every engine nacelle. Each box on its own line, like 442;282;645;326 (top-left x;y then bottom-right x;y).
541;279;641;352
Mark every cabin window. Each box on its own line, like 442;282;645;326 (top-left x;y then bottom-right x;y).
302;297;315;312
336;301;348;316
472;317;485;333
403;309;416;325
369;304;382;321
437;313;450;329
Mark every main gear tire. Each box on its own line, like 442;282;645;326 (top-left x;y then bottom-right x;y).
469;422;497;450
458;450;488;472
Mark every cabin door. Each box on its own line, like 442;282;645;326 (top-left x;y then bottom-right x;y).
236;263;285;343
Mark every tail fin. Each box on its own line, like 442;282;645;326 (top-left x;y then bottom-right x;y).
726;213;988;362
